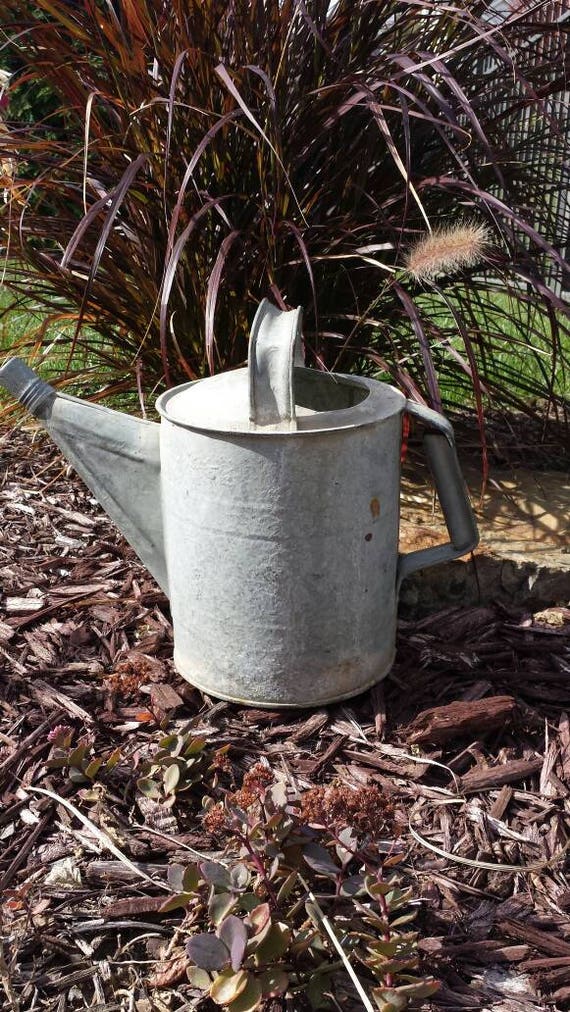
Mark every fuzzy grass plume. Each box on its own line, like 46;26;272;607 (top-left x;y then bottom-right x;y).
406;223;491;281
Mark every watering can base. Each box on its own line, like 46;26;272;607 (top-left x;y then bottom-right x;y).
172;648;396;709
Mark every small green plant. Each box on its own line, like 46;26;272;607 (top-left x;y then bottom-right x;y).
136;731;229;800
46;727;122;785
161;765;438;1011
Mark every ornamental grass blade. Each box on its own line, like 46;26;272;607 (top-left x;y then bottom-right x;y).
205;230;241;374
393;282;442;412
64;154;147;370
215;62;307;225
160;196;233;382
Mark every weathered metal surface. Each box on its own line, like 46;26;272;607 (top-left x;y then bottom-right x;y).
248;298;304;429
158;413;402;706
0;300;478;707
0;358;167;595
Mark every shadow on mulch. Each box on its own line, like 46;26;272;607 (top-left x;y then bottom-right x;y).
1;426;569;1012
451;407;570;473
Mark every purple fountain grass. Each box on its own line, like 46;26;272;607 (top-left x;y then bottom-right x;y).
0;0;567;448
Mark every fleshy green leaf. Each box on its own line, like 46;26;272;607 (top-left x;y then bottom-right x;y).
390;979;441;999
390;911;417;927
169;862;200;894
187;965;211;989
68;744;89;767
230;863;250;891
247;903;271;934
370;992;408;1012
69;767;88;784
184;737;206;757
186;933;229;971
227;975;263;1012
136;777;161;799
218;915;248;971
259;967;288;998
366;939;400;959
45;757;71;770
158;733;178;751
367;956;419;976
267;781;288;808
159;891;193;912
238;892;261;914
276;869;298;905
339;874;364;897
289;928;319;956
167;863;187;892
253;922;291;964
209;892;237;926
382;852;406;868
335;826;357;866
105;747;122;771
200;861;232;890
84;757;104;779
364;874;393;898
307;971;334;1009
384;887;414;910
209;968;249;1005
183;864;200;892
163;762;181;795
303;843;339;880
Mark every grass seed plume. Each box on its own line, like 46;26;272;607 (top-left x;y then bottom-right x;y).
406;222;490;281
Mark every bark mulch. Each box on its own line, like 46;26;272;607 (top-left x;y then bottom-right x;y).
1;426;569;1012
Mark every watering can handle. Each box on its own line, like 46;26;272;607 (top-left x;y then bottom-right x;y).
397;400;479;588
248;299;304;429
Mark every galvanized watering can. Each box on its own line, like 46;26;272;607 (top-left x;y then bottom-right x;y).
0;300;478;707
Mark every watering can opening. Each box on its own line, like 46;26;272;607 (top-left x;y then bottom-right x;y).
293;368;370;412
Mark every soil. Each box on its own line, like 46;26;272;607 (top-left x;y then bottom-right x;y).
1;425;569;1012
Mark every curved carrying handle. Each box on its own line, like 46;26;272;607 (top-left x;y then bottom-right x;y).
248;298;304;430
397;400;479;588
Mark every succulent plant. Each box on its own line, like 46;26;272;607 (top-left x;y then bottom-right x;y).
160;767;439;1010
136;732;229;800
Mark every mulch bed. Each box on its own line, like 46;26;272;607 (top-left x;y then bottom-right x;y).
1;425;569;1012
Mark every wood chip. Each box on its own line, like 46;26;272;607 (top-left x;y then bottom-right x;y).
2;426;570;1010
5;596;46;614
406;695;517;744
149;682;185;718
461;757;544;793
489;785;513;820
498;919;570;957
103;895;166;918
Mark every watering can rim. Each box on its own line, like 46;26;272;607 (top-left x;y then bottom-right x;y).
155;368;407;436
157;299;406;436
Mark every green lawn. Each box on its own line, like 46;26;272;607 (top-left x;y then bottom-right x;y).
413;289;569;408
1;278;568;412
0;281;42;348
0;280;124;400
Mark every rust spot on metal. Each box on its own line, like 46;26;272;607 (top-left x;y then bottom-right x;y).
365;532;373;542
370;497;380;521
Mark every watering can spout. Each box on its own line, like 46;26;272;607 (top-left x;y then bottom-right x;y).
0;358;168;595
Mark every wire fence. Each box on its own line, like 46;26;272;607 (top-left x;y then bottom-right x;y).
482;2;570;292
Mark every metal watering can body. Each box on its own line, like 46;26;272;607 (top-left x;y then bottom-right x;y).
0;300;478;707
